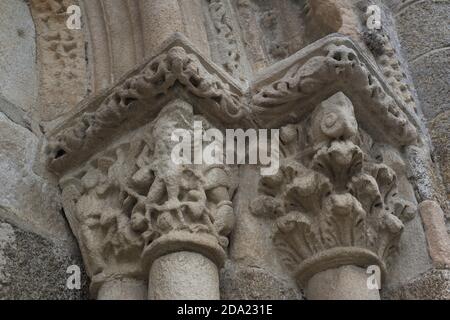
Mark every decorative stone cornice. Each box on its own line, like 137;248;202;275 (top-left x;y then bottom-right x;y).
45;33;421;297
250;35;419;147
250;92;417;287
46;34;250;175
59;99;237;296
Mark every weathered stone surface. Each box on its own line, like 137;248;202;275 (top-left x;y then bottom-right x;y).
394;0;450;61
0;0;448;301
139;0;210;58
386;213;433;288
220;262;302;300
428;111;450;198
382;0;403;12
307;265;380;300
0;222;15;294
405;145;448;211
0;95;32;132
392;0;450;222
383;268;450;300
0;219;89;300
0;112;69;240
149;252;220;300
0;0;37;113
419;201;450;268
30;0;88;123
97;278;147;300
409;50;450;120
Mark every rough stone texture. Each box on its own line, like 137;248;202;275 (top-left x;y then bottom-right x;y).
29;0;88;123
0;95;32;133
220;262;302;300
139;0;210;58
306;265;380;300
391;0;450;233
97;278;147;300
383;268;450;300
394;0;450;62
419;201;450;268
149;252;220;300
406;145;448;208
0;0;448;301
0;112;69;240
0;0;38;114
409;50;450;121
428;111;450;198
0;222;15;294
386;213;433;288
229;167;296;293
0;219;89;300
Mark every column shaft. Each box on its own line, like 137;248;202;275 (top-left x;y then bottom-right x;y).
306;265;380;300
148;251;220;300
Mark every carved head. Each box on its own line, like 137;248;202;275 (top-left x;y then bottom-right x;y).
311;92;358;148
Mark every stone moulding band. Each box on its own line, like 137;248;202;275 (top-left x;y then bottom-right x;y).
294;247;387;287
44;33;423;300
45;34;419;175
89;273;145;299
141;231;227;271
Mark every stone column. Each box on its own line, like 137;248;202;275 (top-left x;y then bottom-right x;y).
251;92;417;300
306;266;380;300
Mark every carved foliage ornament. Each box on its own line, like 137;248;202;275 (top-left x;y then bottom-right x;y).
250;92;416;286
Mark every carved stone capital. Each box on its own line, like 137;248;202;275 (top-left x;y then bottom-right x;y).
250;92;417;287
55;98;236;296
